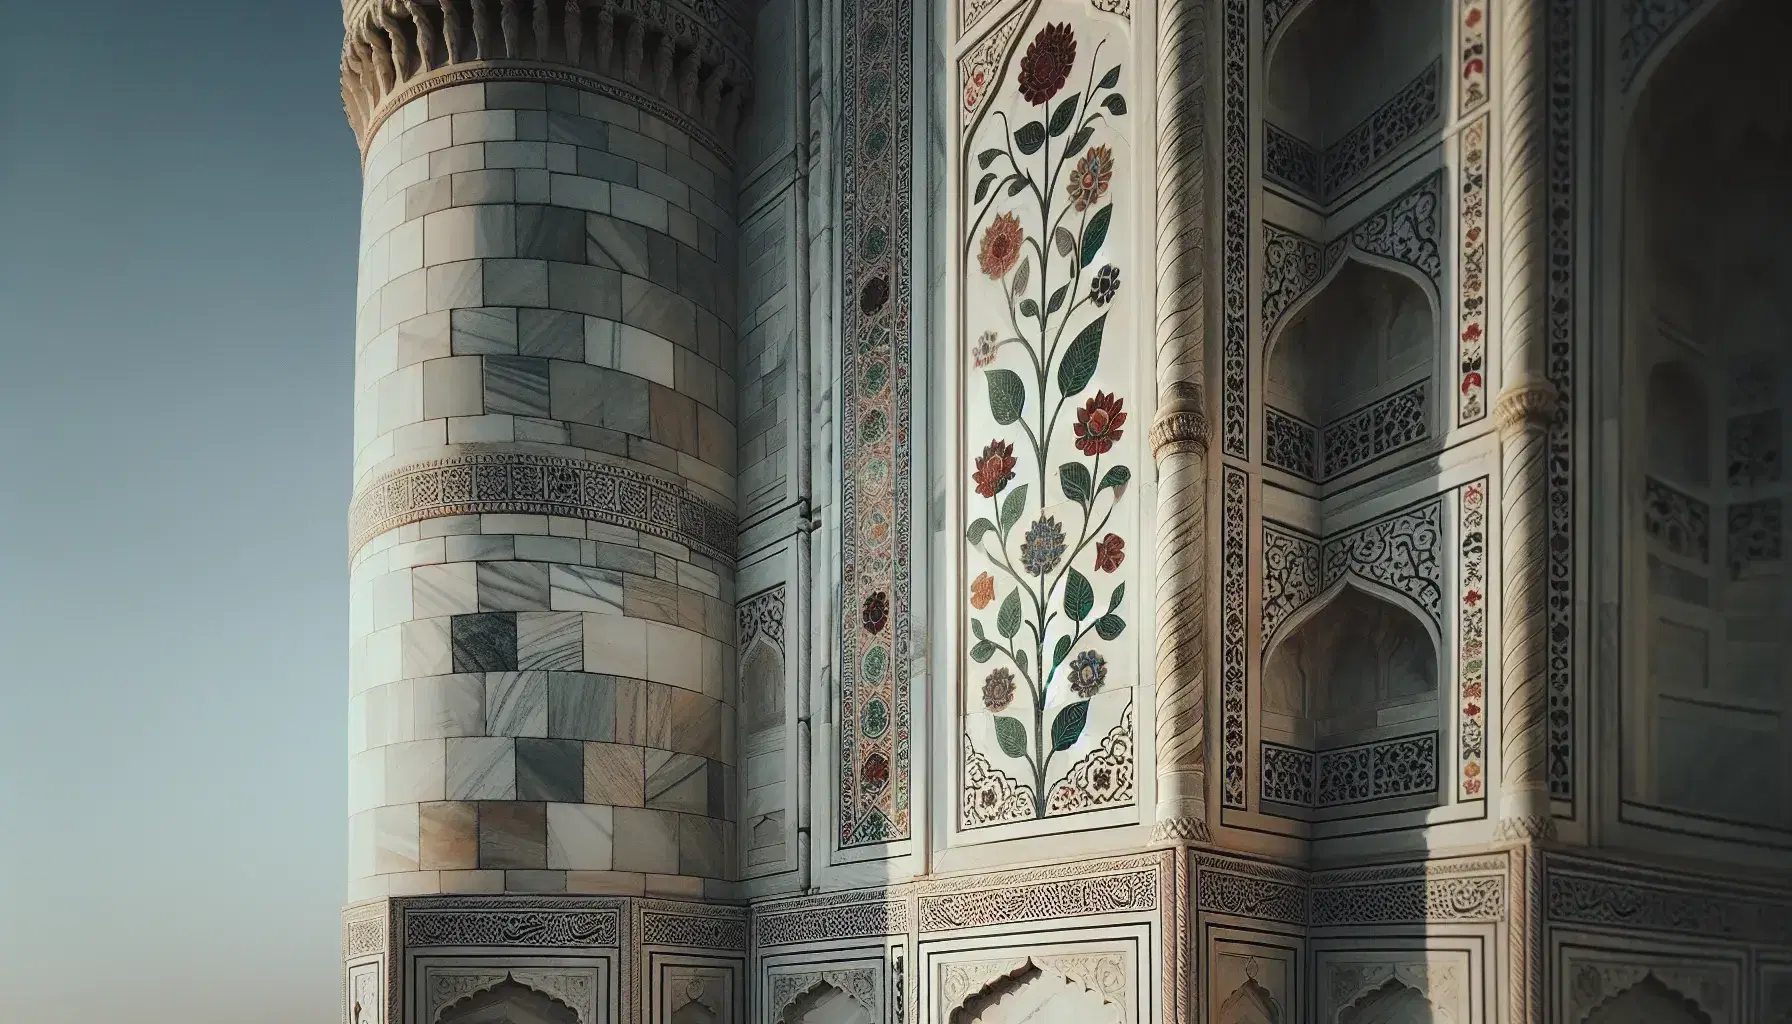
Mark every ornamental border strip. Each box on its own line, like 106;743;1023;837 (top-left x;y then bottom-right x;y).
916;868;1161;932
347;451;736;561
754;899;909;947
837;0;916;850
1544;0;1577;803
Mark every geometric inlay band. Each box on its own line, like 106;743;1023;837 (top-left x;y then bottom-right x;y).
348;451;736;561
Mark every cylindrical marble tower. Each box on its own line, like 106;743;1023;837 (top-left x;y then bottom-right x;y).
340;0;751;905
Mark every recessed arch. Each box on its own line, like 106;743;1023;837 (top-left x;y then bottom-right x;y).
437;978;581;1024
1583;974;1712;1024
1338;977;1447;1024
1266;256;1437;423
780;979;876;1024
948;960;1123;1024
1262;0;1442;200
1263;580;1440;725
1262;572;1440;671
1218;977;1282;1024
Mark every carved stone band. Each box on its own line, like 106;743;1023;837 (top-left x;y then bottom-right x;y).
1149;408;1210;458
348;451;737;561
1493;378;1558;436
1150;816;1212;845
341;0;754;155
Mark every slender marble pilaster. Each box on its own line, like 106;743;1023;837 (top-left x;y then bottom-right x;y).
1150;0;1213;844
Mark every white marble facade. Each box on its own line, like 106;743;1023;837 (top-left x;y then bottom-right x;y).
337;0;1792;1021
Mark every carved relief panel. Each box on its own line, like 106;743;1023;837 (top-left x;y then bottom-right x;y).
949;0;1145;846
1317;952;1473;1024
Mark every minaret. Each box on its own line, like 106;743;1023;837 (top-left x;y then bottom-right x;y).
338;1;751;1019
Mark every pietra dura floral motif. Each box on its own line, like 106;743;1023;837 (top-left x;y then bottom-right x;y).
959;13;1137;826
839;0;915;848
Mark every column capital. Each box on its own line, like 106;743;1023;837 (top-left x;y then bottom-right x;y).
1494;377;1557;436
1150;382;1210;459
341;0;754;161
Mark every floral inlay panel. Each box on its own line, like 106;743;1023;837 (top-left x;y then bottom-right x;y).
1457;477;1488;799
839;0;915;848
958;9;1138;827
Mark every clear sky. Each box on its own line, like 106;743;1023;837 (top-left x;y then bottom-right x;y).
0;2;359;1020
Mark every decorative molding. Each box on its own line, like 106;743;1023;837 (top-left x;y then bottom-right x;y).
1149;404;1210;458
839;0;915;848
919;868;1159;932
1310;874;1503;925
1318;379;1430;480
753;895;908;947
1460;0;1489;114
1543;0;1578;802
1494;379;1558;435
1619;0;1707;91
916;857;1165;932
1196;865;1307;924
1457;477;1489;798
1262;224;1324;337
1458;114;1490;424
403;905;621;948
1324;171;1445;286
1262;61;1442;204
1219;465;1249;808
1546;867;1792;946
1261;732;1439;809
1219;0;1249;458
348;452;735;561
737;583;786;653
640;909;746;950
1320;495;1444;629
345;911;388;959
1320;59;1442;201
1263;407;1318;477
959;0;1031;127
1260;524;1320;654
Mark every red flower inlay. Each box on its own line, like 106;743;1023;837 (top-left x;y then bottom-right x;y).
1094;533;1125;573
978;213;1025;280
1073;391;1127;456
973;440;1018;497
1017;23;1077;105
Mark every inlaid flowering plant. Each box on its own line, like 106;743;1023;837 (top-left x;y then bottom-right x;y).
963;21;1131;819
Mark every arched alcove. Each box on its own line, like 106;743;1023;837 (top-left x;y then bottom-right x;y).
1339;978;1445;1024
1583;975;1712;1024
437;979;581;1024
949;963;1123;1024
1264;584;1439;739
1267;257;1436;476
1623;0;1792;834
742;639;786;734
1217;978;1282;1024
783;981;875;1024
1264;0;1442;200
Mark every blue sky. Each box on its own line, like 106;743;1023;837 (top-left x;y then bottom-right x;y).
0;2;359;1019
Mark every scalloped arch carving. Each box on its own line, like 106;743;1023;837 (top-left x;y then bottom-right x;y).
1263;582;1439;727
436;977;582;1024
1337;977;1449;1024
947;959;1125;1024
1582;973;1712;1024
1218;977;1282;1024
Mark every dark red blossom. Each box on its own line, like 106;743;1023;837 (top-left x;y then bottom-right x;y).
1073;391;1127;456
862;591;889;634
1017;23;1077;105
1094;533;1125;573
973;440;1018;497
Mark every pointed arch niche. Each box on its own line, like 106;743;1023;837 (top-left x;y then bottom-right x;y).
1265;254;1438;483
437;979;582;1024
1263;0;1443;204
948;961;1125;1024
1619;0;1792;839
